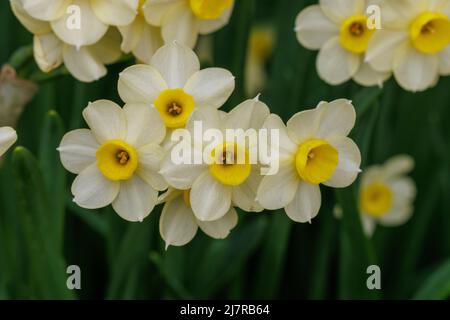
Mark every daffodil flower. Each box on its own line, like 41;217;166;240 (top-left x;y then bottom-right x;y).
58;100;167;222
359;155;416;236
0;127;18;157
142;0;234;48
256;99;361;223
158;188;238;248
366;0;450;92
295;0;390;87
118;42;235;131
160;98;269;221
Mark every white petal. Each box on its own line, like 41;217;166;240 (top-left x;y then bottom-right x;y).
151;41;200;88
361;214;376;237
383;154;414;178
22;0;69;21
91;0;138;26
286;109;321;144
62;45;106;82
262;114;297;161
123;103;166;146
185;106;223;133
58;129;99;174
353;61;391;87
231;170;263;212
112;175;158;222
198;5;233;34
71;164;119;209
317;37;360;85
224;97;269;131
11;0;52;35
184;68;235;108
295;5;338;50
393;42;439;92
142;0;180;26
137;143;168;191
323;136;361;188
51;0;108;47
190;171;232;221
438;45;450;75
82;100;127;143
161;2;199;48
378;203;413;227
118;16;143;54
316;99;356;139
197;207;238;239
365;30;409;73
0;127;17;157
389;177;417;202
285;181;321;223
130;21;164;64
256;163;299;210
319;0;365;23
33;34;63;73
159;196;198;248
377;0;425;28
118;64;168;104
89;27;122;64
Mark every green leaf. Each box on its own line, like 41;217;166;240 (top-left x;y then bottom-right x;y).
414;258;450;299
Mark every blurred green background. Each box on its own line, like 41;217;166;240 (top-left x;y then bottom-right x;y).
1;0;449;300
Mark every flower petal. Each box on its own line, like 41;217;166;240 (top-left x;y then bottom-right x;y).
317;37;360;85
0;127;17;157
137;143;168;191
90;27;122;64
383;154;414;178
198;5;233;34
33;33;63;73
319;0;365;23
438;45;450;75
112;175;158;222
161;2;199;48
58;129;99;174
316;99;356;139
125;19;163;64
91;0;138;26
11;0;52;35
22;0;69;21
353;61;391;87
151;41;200;88
197;207;238;239
285;181;321;223
190;171;232;221
262;114;297;161
361;214;376;237
323;136;361;188
224;97;269;131
231;170;264;212
62;45;106;82
295;5;338;50
71;164;119;209
51;0;108;47
82;100;127;143
118;64;168;104
286;109;321;144
123;103;166;146
159;196;198;248
142;0;180;26
256;162;299;210
378;203;413;227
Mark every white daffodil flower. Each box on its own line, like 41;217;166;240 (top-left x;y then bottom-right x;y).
158;188;238;248
118;42;235;131
141;0;234;48
0;127;18;157
160;98;270;222
359;155;416;237
11;0;122;82
365;0;450;92
256;99;361;223
20;0;138;48
58;100;167;222
295;0;390;87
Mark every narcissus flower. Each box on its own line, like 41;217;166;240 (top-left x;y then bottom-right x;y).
118;42;235;130
11;0;122;82
359;155;416;236
295;0;390;87
366;0;450;91
160;98;269;221
0;127;18;157
256;99;361;223
20;0;138;48
158;188;238;248
141;0;234;48
58;100;167;222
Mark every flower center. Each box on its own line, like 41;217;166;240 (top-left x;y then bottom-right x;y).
96;140;138;181
154;89;195;128
189;0;233;20
295;139;338;185
360;182;393;217
339;15;374;54
209;142;251;186
410;12;450;54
